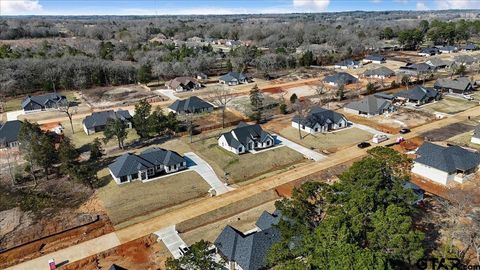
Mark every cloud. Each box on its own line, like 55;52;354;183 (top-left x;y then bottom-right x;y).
0;0;42;15
416;1;428;10
293;0;330;11
371;0;383;3
436;0;480;9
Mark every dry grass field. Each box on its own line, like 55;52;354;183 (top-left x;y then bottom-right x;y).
423;96;478;114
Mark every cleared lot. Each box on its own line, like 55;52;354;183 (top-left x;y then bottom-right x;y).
423;96;478;114
97;169;210;226
420;122;476;141
186;137;306;184
278;126;372;153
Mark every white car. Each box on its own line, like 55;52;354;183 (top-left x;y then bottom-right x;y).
372;134;388;144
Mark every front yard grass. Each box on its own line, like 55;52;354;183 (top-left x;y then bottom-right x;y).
97;169;210;225
422;96;478;114
279;126;372;153
187;137;305;184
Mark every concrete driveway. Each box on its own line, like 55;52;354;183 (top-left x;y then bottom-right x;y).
184;152;230;195
6;110;24;121
351;122;389;136
154;89;179;101
154;225;187;259
273;134;326;161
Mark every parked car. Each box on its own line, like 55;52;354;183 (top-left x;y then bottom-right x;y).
357;142;371;149
48;259;56;270
399;128;410;134
372;134;388;144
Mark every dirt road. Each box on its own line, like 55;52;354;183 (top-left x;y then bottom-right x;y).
8;106;480;270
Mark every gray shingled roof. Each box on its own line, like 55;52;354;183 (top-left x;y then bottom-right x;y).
21;93;67;109
168;96;213;114
426;58;454;68
463;43;478;50
108;147;185;178
166;77;199;89
0;120;22;145
420;47;439;55
255;210;282;231
82;110;132;130
335;59;360;67
363;66;395;77
323;72;358;85
345;95;393;115
364;54;385;62
454;55;477;65
292;107;347;128
437;45;457;52
434;77;472;92
219;71;247;83
415;142;480;173
394;85;439;101
220;122;272;149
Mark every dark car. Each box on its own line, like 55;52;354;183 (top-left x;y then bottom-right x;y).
357;142;371;149
399;128;411;134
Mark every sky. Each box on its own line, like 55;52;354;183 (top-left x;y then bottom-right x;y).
1;0;480;16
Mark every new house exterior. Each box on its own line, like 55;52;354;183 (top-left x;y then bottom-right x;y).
166;77;201;92
0;120;22;149
168;96;214;114
418;47;439;56
426;58;454;69
82;110;132;135
22;93;67;112
471;125;480;145
344;95;395;117
219;72;249;85
394;85;440;106
334;59;362;69
462;43;478;51
323;72;358;86
412;142;480;185
434;77;474;94
363;66;395;79
292;107;348;133
363;54;386;64
454;55;477;65
218;122;274;155
108;147;187;184
214;210;282;270
398;63;435;76
437;45;458;54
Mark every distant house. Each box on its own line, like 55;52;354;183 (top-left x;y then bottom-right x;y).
344;95;395;117
462;43;478;51
292;107;348;133
412;142;480;185
168;96;214;114
471;125;480;145
22;93;67;112
323;72;358;86
394;85;440;105
82;110;132;135
219;72;249;86
214;210;282;270
426;58;454;69
108;147;187;184
398;63;435;76
196;72;208;80
363;54;386;64
437;45;458;54
454;55;477;65
363;66;395;79
334;59;362;69
226;40;241;47
418;47;439;57
434;77;474;94
0;120;22;149
218;122;274;155
166;77;201;92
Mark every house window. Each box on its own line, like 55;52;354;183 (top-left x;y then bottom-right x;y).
266;140;271;146
156;165;162;171
120;176;128;183
302;125;305;129
147;168;154;176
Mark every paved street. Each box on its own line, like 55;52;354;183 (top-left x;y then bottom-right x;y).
274;134;327;161
154;225;187;259
184;152;230;195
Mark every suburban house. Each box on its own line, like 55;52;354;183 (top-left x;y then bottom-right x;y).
363;66;395;79
219;72;249;85
196;72;208;80
214;210;282;270
412;142;480;185
437;45;458;54
418;47;439;56
108;147;187;184
168;96;214;114
426;58;454;69
323;72;358;86
344;95;395;117
218;122;275;155
82;110;132;135
471;125;480;145
0;120;22;149
334;59;362;69
433;77;474;94
462;43;478;51
363;54;386;64
394;85;440;106
454;55;477;65
22;93;67;112
398;63;435;76
166;77;201;92
292;107;348;133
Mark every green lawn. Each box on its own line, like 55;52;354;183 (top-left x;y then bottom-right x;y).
279;127;372;153
4;91;78;112
97;169;209;225
62;118;139;149
187;137;305;184
423;97;478;114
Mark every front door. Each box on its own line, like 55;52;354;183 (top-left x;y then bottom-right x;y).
140;171;147;180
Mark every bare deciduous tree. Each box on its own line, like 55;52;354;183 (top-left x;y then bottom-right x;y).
210;86;233;128
56;100;77;134
292;98;311;140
